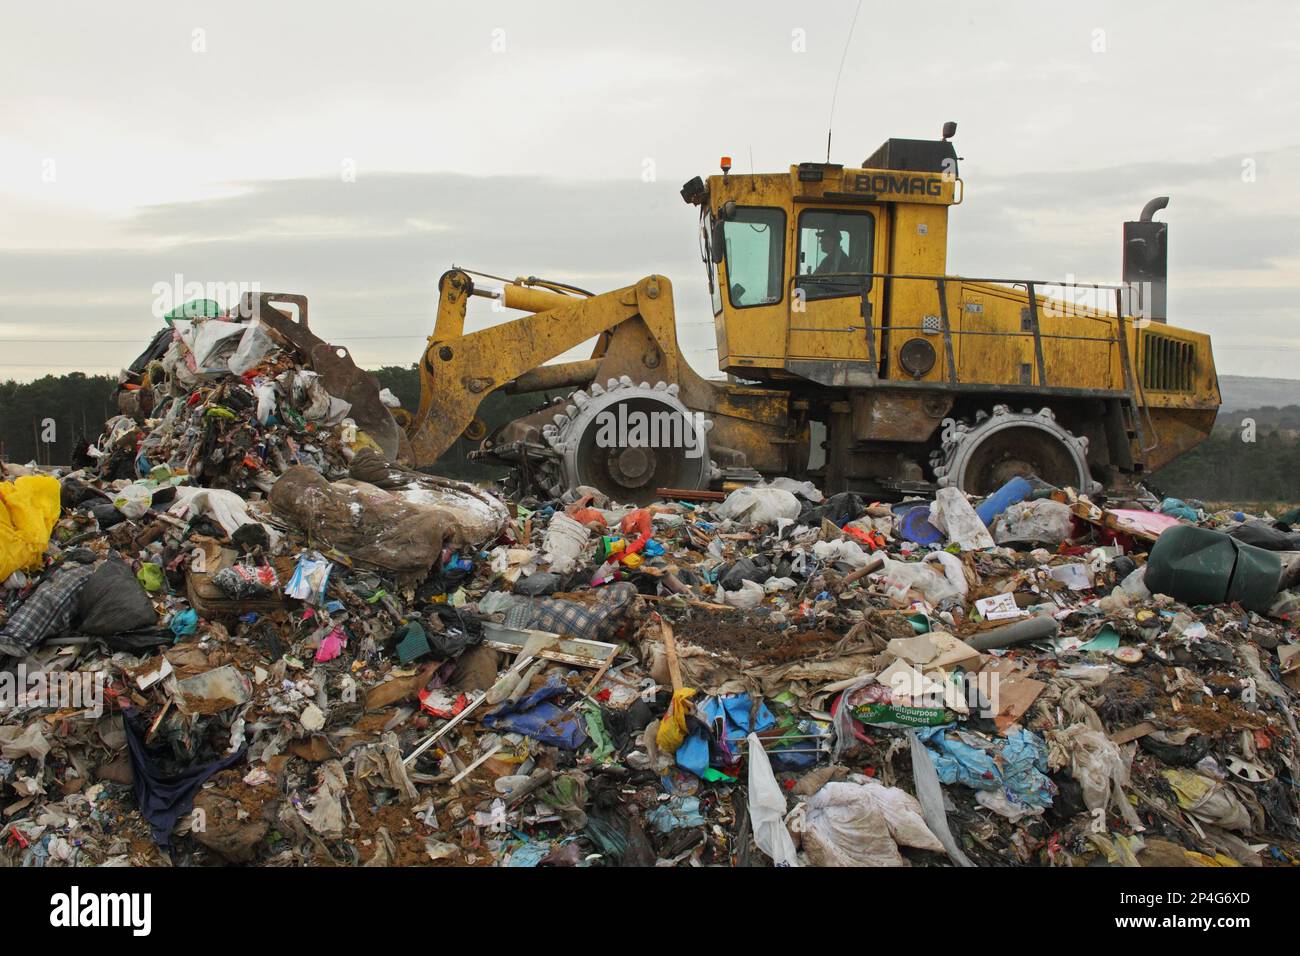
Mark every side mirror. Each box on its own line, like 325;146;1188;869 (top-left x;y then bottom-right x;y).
711;218;725;264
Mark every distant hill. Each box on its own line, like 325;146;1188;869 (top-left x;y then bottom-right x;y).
1218;375;1300;413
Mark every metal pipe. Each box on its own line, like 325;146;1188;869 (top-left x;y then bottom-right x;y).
964;614;1059;651
1139;196;1169;222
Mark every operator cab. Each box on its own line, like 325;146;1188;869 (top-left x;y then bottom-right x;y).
681;127;961;387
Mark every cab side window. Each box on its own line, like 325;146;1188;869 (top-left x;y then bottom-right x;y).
723;207;786;308
796;209;874;301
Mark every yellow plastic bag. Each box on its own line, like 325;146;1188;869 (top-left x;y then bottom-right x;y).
0;475;61;580
655;687;696;755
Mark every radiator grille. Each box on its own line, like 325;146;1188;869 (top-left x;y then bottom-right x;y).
1141;333;1195;392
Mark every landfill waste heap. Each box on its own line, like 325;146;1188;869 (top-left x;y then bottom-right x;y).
1;304;1298;868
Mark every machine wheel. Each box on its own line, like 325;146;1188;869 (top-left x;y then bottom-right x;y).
539;376;714;505
931;405;1099;496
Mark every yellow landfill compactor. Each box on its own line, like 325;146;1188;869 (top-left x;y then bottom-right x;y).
251;125;1220;505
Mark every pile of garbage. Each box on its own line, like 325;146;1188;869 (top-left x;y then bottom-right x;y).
2;307;1299;867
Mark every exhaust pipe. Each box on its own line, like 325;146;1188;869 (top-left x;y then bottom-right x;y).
1123;196;1169;324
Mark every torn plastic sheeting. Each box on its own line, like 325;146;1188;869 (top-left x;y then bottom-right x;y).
677;693;775;776
1048;723;1144;830
906;731;976;867
269;465;450;576
746;732;799;867
915;725;1057;811
170;486;282;549
929;488;996;550
482;678;588;749
646;796;706;833
178;317;248;373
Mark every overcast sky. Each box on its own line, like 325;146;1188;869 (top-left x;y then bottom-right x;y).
2;0;1298;382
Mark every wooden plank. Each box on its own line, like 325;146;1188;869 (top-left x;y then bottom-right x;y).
660;615;683;694
656;487;725;502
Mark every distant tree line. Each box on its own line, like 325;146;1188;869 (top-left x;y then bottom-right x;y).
1151;425;1300;504
0;373;118;466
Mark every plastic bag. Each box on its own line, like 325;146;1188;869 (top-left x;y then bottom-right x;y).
1162;768;1251;831
285;553;333;604
798;779;943;867
874;557;963;605
0;475;61;580
1049;724;1142;829
543;512;590;574
716;487;801;525
655;688;696;755
907;731;976;867
136;562;165;593
929;488;995;550
76;556;158;635
767;477;824;503
722;579;765;608
720;555;772;590
746;733;799;867
254;382;278;424
183;318;246;371
213;563;279;599
227;320;275;376
1118;565;1151;599
113;483;153;520
993;498;1073;545
811;538;873;568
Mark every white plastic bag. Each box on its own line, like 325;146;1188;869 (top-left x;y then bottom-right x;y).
227;320;275;376
542;512;590;573
254;382;278;424
746;733;799;867
923;550;969;598
113;483;153;519
1118;565;1151;599
717;487;801;525
993;499;1073;545
907;731;976;867
767;477;824;503
929;488;995;550
723;579;765;608
798;779;945;866
874;557;963;605
812;538;872;568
